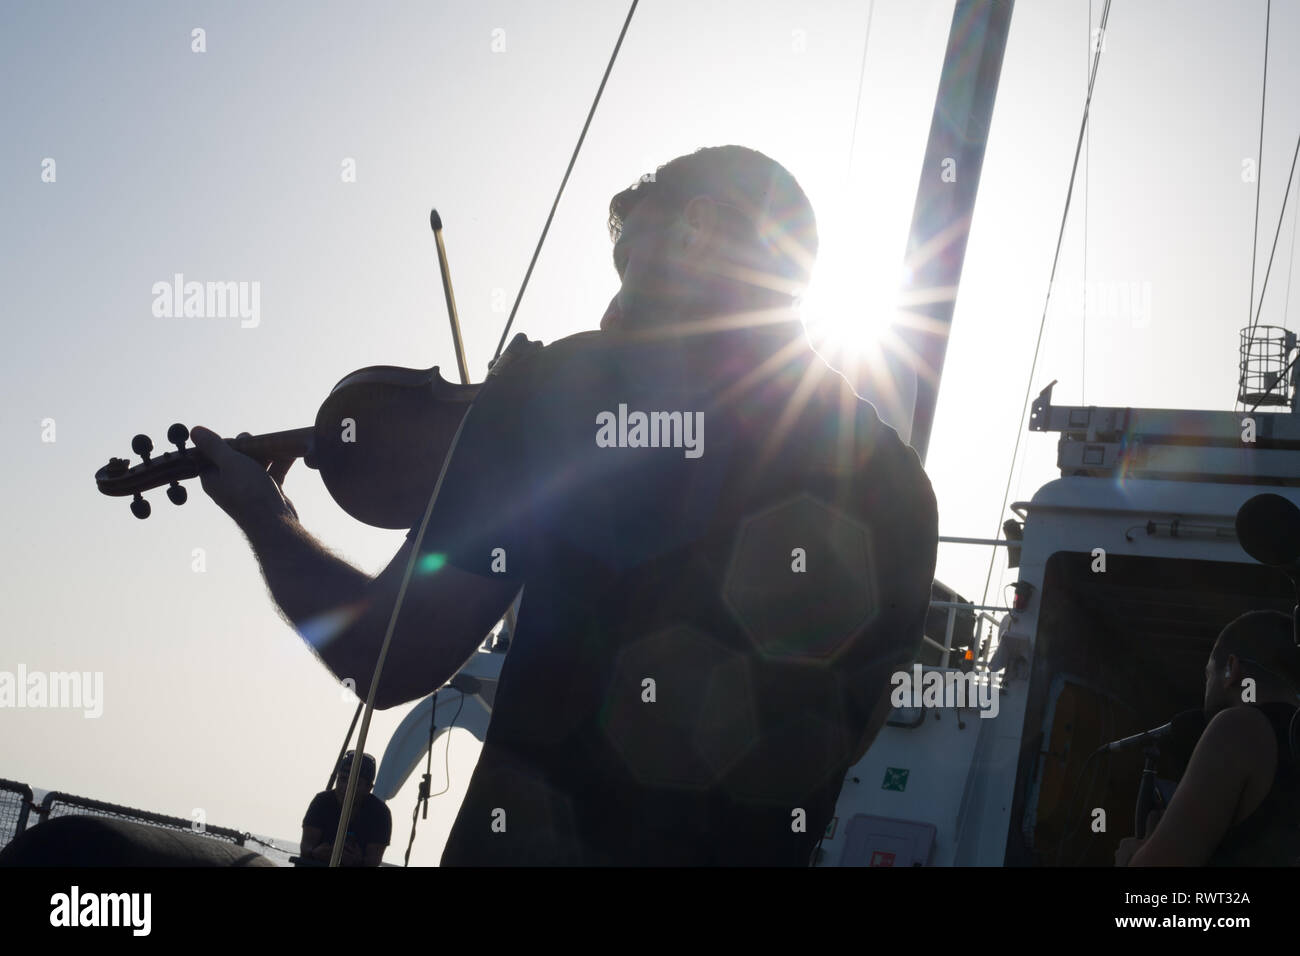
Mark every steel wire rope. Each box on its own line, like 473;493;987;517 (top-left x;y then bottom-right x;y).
328;0;641;868
978;0;1113;611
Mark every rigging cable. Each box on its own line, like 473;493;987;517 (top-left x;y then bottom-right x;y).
329;0;641;867
1245;0;1271;344
806;1;897;414
1244;129;1300;414
844;0;876;184
1082;0;1091;405
1284;150;1300;326
325;702;364;791
979;0;1113;611
802;1;879;402
1247;129;1300;341
490;0;640;366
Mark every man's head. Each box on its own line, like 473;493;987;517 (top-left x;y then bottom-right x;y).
334;751;377;794
1204;610;1300;717
602;146;818;333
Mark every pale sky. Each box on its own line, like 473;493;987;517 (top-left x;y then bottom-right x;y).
2;0;1297;865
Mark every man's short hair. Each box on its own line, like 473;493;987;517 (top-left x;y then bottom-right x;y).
607;145;818;291
1213;610;1300;692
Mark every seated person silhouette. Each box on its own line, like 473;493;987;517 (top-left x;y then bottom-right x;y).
299;751;392;866
1116;610;1300;866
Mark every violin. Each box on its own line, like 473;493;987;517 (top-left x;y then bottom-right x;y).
96;203;544;528
93;333;539;529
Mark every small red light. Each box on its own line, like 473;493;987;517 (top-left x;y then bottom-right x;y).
1012;581;1034;611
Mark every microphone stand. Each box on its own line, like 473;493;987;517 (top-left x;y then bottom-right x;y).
1134;743;1161;838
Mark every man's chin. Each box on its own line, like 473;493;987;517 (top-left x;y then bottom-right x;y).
600;298;624;331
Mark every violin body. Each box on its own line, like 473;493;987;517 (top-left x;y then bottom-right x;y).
306;364;478;528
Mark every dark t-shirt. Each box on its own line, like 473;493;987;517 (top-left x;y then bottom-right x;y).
414;323;939;865
1205;702;1300;866
302;790;392;850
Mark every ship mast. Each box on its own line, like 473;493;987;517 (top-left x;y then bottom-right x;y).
900;0;1014;464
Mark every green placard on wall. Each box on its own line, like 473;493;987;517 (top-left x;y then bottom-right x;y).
882;767;909;792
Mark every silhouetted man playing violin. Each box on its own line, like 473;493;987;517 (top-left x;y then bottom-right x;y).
192;146;939;865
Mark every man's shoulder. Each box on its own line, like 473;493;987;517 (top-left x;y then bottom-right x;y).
542;330;606;353
302;791;336;823
474;330;607;409
502;330;605;376
804;371;933;492
1206;705;1279;760
1212;703;1278;731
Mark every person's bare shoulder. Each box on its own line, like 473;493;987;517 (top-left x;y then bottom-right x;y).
1202;705;1276;765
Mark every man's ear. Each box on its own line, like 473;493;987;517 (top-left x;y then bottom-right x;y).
680;195;719;249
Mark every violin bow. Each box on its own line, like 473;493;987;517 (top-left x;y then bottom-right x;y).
430;209;471;386
329;0;640;866
327;207;476;867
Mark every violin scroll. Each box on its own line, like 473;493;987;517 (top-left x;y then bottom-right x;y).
97;423;201;519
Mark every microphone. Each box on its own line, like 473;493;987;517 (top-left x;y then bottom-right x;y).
1102;709;1205;753
1110;710;1207;839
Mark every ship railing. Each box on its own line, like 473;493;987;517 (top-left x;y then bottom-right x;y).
0;778;34;851
35;790;248;845
926;534;1019;687
926;603;1008;668
0;783;303;864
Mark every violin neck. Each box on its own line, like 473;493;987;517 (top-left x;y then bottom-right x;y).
227;427;314;463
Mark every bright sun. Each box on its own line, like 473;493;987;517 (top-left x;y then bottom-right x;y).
798;231;919;440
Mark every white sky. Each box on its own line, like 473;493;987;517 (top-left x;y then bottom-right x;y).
2;0;1298;865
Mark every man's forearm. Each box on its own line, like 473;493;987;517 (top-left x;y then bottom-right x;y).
240;511;371;638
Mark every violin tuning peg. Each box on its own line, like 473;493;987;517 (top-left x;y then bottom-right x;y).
166;482;187;506
167;423;189;452
130;493;151;519
131;434;154;463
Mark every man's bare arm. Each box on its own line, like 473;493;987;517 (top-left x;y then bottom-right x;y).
242;511;371;628
299;822;322;858
1126;706;1274;865
314;534;518;708
190;426;518;708
189;425;369;620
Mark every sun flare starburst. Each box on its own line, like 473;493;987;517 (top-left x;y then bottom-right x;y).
798;236;922;440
